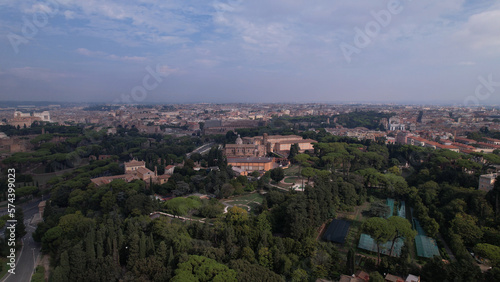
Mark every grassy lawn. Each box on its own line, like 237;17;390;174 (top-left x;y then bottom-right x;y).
223;193;264;213
230;200;250;206
228;193;264;204
248;202;261;211
284;177;300;183
283;165;300;176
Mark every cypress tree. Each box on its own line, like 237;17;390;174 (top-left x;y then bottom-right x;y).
43;200;53;220
15;208;26;238
58;250;70;281
86;229;96;262
157;241;168;263
51;266;68;282
346;248;355;275
112;237;120;268
147;233;155;256
96;229;104;259
166;246;175;279
106;237;113;256
127;232;140;269
139;232;146;259
69;243;86;281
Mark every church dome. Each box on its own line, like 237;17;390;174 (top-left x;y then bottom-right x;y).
235;134;243;145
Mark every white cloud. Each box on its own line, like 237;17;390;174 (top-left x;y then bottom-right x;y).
194;59;219;68
63;10;76;19
75;48;147;62
157;64;183;75
8;67;74;81
2;0;500;103
454;9;500;50
52;0;203;46
458;61;475;66
75;48;106;57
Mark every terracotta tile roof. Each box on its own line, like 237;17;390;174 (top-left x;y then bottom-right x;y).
125;160;145;167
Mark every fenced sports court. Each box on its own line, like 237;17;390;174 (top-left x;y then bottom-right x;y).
323;219;351;244
357;234;404;257
412;218;440;258
356;199;406;257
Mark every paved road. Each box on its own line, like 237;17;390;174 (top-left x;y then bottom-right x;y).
437;233;456;262
186;142;215;158
150;211;212;225
1;199;44;282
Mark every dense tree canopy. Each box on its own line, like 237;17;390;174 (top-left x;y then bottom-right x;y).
0;123;496;281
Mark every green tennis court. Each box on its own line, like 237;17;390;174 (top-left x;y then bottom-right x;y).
357;234;404;257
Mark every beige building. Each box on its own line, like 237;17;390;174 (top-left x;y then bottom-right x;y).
225;135;265;157
8;111;51;128
227;157;277;173
156;174;171;185
478;173;497;191
135;167;156;182
224;133;316;158
125;160;146;172
91;174;139;186
92;160;164;186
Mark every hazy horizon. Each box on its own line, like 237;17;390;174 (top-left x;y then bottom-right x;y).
1;0;500;104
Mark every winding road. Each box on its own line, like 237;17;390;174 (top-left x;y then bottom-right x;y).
0;199;43;282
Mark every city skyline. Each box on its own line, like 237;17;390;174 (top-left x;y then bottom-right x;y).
1;0;500;104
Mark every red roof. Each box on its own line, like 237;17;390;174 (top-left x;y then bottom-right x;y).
355;270;370;281
478;142;500;149
452;142;475;150
483;137;500;143
454;137;477;144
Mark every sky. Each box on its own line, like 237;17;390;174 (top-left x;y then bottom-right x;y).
1;0;500;104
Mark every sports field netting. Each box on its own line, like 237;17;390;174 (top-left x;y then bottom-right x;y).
386;198;395;218
413;219;426;236
412;218;440;258
323;219;351;244
357;234;404;257
397;201;406;218
415;235;440;258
